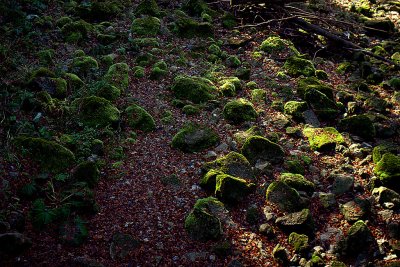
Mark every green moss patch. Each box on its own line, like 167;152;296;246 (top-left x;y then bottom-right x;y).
131;16;161;36
104;63;129;92
203;152;254;180
241;135;285;165
14;137;75;172
303;127;344;151
173;11;213;38
135;0;160;17
283;56;316;77
374;153;400;192
75;96;120;128
171;75;216;103
259;36;299;56
279;173;315;195
284;101;308;120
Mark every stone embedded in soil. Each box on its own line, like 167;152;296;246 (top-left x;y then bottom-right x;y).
372;186;400;209
275;209;314;235
241;135;285;165
331;174;354;195
171;123;219;153
288;232;309;254
340;198;371;223
303;127;344;151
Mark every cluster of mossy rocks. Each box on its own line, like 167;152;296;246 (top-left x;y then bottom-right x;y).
1;0;400;265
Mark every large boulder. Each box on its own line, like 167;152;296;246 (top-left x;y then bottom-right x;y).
223;98;258;124
75;96;120;128
14;137;75;173
215;174;254;204
338;115;375;140
266;181;305;212
276;209;314;235
241;136;285;165
171;75;216;103
184;197;224;241
125;104;156;132
172;124;219;152
374;153;400;192
203;152;254;180
303;127;344;151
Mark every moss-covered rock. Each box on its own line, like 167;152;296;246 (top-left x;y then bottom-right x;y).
266;181;304;212
284;101;308;120
335;220;375;256
75;96;120;128
338;115;375;140
182;104;200;115
283;56;316;77
104;63;129;92
50;78;67;99
150;61;168;80
215;174;253;204
233;126;263;147
303;127;344;151
77;1;123;22
221;12;236;29
259;36;299;56
95;82;121;102
61;20;92;43
218;77;241;96
305;89;338;120
372;186;400;209
171;75;216;103
133;66;145;78
279;173;315;195
184;197;223;241
297;77;334;100
388;77;400;90
64;73;85;92
173;11;213;38
288;232;309;254
135;0;160;17
182;0;212;17
131;16;161;36
14;137;75;172
71;56;99;74
225;55;241;68
200;169;224;191
372;143;398;163
125;104;155;132
172;123;219;152
223;98;257;124
251;89;266;103
72;161;100;188
374;153;400;192
27;67;56;88
203;152;254;180
242;136;284;165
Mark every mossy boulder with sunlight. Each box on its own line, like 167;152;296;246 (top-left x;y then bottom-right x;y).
283;56;316;77
203;152;254;180
215;174;254;204
260;36;299;56
242;136;285;165
374;153;400;192
171;75;217;103
303;127;344;151
223;98;257;124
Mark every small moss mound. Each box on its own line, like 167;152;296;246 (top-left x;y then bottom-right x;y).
338;115;375;140
171;75;216;103
150;61;168;80
135;0;160;17
335;220;374;255
266;181;304;212
222;12;236;29
303;127;344;151
182;0;212;17
172;123;219;152
223;98;257;124
215;174;254;204
125;104;156;132
242;135;285;165
233;126;263;146
77;1;123;22
49;78;68;99
259;36;299;56
203;152;254;180
297;77;334;100
95;82;121;102
131;16;161;36
104;63;129;92
14;137;75;172
373;143;398;163
283;56;316;77
182;104;200;115
71;56;99;74
279;173;315;195
64;73;85;92
73;161;100;188
226;55;241;68
284;101;308;120
184;197;223;241
75;96;120;128
61;20;92;43
374;153;400;192
173;11;213;38
218;77;241;97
